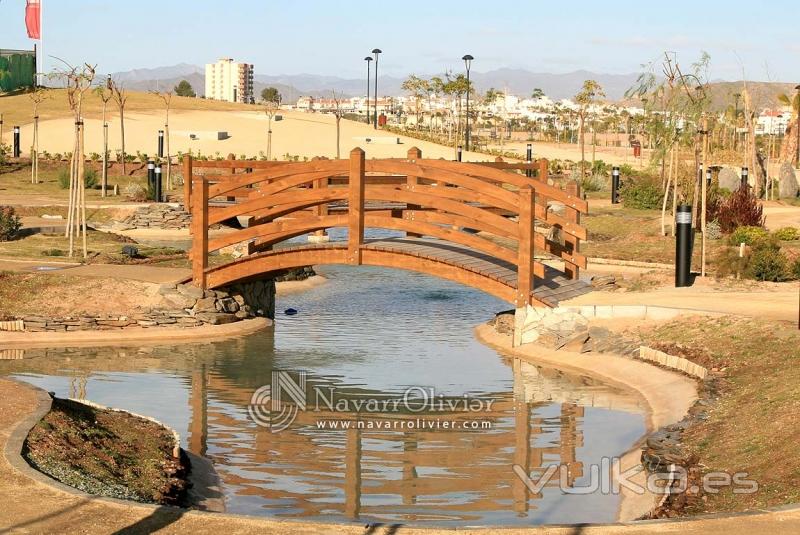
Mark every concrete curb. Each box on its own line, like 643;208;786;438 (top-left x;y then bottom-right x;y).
638;346;709;380
562;304;725;321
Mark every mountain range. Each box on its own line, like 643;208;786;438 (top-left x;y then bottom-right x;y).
108;64;794;110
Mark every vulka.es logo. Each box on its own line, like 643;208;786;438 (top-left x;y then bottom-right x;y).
248;371;307;433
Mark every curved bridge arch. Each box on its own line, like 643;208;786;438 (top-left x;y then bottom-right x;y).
184;147;591;311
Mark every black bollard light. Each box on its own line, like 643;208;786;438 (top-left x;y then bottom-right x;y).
456;145;463;162
157;130;164;158
741;167;749;189
675;204;693;287
706;168;712;187
611;166;620;204
13;126;20;158
147;160;155;200
526;143;533;178
154;164;163;202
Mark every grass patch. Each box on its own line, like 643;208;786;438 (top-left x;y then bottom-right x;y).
24;398;186;504
634;316;800;513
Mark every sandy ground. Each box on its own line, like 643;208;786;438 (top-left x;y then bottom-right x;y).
2;108;655;165
5;109;491;162
762;201;800;230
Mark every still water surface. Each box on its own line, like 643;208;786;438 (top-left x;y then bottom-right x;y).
1;263;646;526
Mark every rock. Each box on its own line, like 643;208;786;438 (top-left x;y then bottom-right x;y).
218;297;239;313
718;167;741;192
590;275;618;291
193;296;218;313
161;292;196;310
121;245;139;257
177;284;205;299
158;283;177;295
779;163;798;199
195;312;239;325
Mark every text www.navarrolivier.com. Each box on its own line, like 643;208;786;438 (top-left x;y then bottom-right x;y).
315;418;492;430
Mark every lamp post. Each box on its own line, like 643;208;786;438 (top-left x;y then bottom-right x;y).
364;56;372;125
462;54;473;151
372;48;381;129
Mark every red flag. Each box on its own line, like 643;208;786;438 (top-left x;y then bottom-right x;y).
26;0;41;40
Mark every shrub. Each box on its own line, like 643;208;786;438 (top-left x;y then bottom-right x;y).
0;206;21;241
620;178;663;209
791;258;800;280
728;226;769;246
772;227;800;241
746;242;789;282
123;182;148;202
706;220;722;240
579;174;605;192
711;187;764;233
58;168;98;189
0;143;9;164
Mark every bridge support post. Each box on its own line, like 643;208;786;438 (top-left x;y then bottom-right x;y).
309;163;330;243
538;159;548;182
514;185;536;347
348;148;365;264
406;147;423;238
182;155;193;212
564;181;581;280
191;177;209;289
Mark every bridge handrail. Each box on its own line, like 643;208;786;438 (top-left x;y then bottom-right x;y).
189;147;587;305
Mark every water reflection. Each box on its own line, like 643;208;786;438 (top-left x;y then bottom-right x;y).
0;265;647;526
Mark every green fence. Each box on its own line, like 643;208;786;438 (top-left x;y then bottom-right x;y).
0;49;36;92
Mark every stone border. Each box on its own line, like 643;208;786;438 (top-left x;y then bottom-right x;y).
638;346;709;380
0;317;271;348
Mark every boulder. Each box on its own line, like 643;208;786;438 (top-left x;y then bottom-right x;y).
177;284;205;299
718;167;741;192
161;292;196;310
193;296;218;313
779;163;798;199
195;312;239;325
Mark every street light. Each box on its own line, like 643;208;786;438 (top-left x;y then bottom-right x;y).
372;48;382;129
364;56;373;125
462;54;474;151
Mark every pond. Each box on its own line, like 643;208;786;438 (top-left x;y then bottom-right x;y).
1;262;647;527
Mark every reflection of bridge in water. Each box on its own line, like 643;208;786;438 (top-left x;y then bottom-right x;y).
1;342;645;523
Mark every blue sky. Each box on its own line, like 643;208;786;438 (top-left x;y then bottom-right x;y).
0;0;797;81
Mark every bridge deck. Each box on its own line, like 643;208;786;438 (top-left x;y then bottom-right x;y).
268;237;590;307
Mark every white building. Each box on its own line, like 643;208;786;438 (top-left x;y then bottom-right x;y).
756;108;792;136
205;58;254;104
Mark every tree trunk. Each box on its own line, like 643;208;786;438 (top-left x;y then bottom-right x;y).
336;117;341;159
579;113;586;177
120;107;126;176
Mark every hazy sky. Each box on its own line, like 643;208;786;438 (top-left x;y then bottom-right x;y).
1;0;797;81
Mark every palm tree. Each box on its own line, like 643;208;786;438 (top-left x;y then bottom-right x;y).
574;80;605;176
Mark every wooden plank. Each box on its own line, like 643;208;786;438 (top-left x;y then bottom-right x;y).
183;155;193;212
191;178;209;289
348;148;365;264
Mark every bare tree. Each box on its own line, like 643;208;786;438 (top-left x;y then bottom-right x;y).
575;80;605;177
264;93;281;160
109;79;128;175
151;90;173;190
52;60;96;258
330;91;345;159
94;80;113;196
28;87;49;184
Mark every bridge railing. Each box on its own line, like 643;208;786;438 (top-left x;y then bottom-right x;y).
185;148;587;307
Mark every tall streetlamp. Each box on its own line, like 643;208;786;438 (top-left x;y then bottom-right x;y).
462;54;474;151
364;56;373;125
794;84;800;168
372;48;382;129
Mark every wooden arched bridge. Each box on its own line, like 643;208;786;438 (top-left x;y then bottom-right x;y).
183;148;590;310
